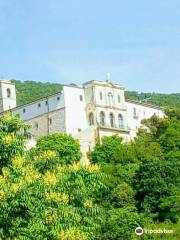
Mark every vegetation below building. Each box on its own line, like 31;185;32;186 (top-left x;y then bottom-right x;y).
12;80;180;108
0;108;179;239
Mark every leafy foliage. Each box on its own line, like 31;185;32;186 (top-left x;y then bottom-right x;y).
91;135;137;164
0;113;30;171
126;91;180;108
0;114;106;240
90;109;180;239
0;108;180;239
35;133;82;165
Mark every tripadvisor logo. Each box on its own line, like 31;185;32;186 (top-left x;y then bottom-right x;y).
135;227;143;236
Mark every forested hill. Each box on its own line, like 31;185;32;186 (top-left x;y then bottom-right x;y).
126;91;180;108
13;80;62;106
12;80;180;108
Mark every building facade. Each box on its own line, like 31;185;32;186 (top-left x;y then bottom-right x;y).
0;80;164;161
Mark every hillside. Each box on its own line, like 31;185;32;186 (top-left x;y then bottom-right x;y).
12;80;180;108
125;91;180;108
12;80;62;106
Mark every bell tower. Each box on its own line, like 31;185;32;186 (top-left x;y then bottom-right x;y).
0;80;16;113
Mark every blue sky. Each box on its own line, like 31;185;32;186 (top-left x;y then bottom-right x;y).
0;0;180;93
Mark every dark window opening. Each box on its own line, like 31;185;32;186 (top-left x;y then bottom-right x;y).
100;111;105;126
35;122;38;129
49;118;52;125
7;88;11;98
109;113;115;128
89;112;94;125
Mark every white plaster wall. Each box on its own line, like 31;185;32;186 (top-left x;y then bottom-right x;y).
13;93;64;121
83;84;94;105
93;84;126;109
126;101;164;139
63;86;88;136
0;81;16;112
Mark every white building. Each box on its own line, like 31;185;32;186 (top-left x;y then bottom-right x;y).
0;79;164;161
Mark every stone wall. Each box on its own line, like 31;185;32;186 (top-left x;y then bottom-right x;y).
25;108;66;139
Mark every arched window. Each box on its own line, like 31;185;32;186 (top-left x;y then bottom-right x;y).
7;88;11;98
118;95;121;103
100;111;105;126
100;91;103;100
109;113;115;128
89;112;94;126
108;92;113;106
118;114;123;128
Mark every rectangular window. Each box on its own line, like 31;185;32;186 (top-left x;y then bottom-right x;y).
38;103;41;108
23;108;26;113
80;95;83;101
35;122;38;129
49;118;52;125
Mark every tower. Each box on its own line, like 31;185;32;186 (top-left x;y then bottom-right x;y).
0;80;16;113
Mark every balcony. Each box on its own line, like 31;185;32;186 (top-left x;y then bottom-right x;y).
99;123;130;133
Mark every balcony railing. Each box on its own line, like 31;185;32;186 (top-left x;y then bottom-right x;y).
99;123;130;132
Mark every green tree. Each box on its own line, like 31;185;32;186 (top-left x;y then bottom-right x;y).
0;113;30;171
91;135;137;164
0;114;106;239
98;207;145;240
133;114;180;221
36;133;82;165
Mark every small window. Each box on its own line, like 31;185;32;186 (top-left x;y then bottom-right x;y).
38;103;41;108
23;108;26;113
45;100;48;105
133;108;137;118
109;113;115;128
80;95;83;101
57;96;60;101
108;92;113;106
118;114;123;128
35;122;38;129
118;95;121;103
100;111;105;126
100;91;103;100
89;112;94;126
78;128;82;132
7;88;11;98
49;118;52;125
